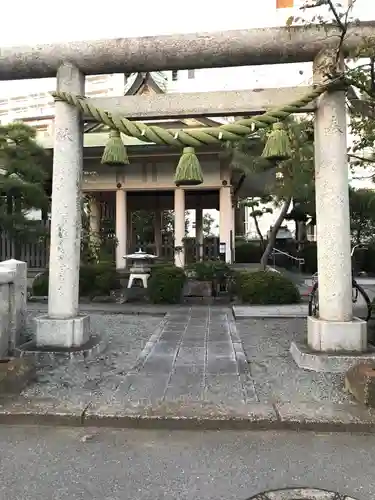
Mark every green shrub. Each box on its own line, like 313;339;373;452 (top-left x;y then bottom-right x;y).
235;241;263;263
359;245;375;275
236;270;300;305
187;260;232;282
32;271;49;296
31;263;122;298
300;243;317;274
80;263;121;297
147;265;186;304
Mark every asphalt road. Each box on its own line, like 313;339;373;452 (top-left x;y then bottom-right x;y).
0;426;372;499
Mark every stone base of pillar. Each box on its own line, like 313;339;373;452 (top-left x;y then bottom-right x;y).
290;340;375;373
34;314;90;348
307;316;367;352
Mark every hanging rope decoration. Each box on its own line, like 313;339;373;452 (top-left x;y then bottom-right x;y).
101;129;129;166
261;122;292;162
174;147;203;186
51;78;343;186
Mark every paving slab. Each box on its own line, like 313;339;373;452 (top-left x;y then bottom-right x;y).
233;304;308;318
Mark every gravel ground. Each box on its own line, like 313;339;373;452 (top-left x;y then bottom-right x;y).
22;313;162;406
237;318;353;404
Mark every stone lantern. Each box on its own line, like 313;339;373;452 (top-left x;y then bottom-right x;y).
124;249;157;288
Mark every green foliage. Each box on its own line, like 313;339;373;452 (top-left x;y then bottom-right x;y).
187;260;232;282
81;196;117;264
243;196;273;217
32;271;49;297
287;1;375;172
147;264;186;304
32;263;122;298
234;241;264;263
229;116;315;268
360;245;375;275
274;118;315;203
202;213;217;237
349;188;375;244
130;210;189;247
241;196;273;243
348;58;375;169
0;122;50;250
235;270;301;305
232;117;315;204
300;243;318;274
79;263;122;297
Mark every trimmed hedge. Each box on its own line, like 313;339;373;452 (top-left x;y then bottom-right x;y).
300;243;317;274
32;271;49;297
235;241;263;264
32;263;122;298
187;260;232;282
236;270;300;305
147;264;186;304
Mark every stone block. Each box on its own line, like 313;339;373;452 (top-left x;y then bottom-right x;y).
307;316;367;352
34;314;90;348
0;259;27;349
345;362;375;406
183;280;212;297
0;283;10;358
0;358;36;394
290;341;375;373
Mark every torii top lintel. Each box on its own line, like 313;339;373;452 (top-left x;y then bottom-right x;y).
0;22;374;81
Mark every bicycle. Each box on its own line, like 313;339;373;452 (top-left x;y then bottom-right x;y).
308;244;372;322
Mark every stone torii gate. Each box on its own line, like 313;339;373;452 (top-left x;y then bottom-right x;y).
2;21;374;351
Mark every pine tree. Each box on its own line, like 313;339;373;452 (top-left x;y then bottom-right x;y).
0;122;50;258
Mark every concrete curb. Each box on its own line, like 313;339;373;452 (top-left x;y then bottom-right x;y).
1;399;375;432
26;302;173;317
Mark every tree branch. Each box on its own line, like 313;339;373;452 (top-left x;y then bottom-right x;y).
326;0;346;32
259;197;292;271
348;153;375;164
251;205;265;248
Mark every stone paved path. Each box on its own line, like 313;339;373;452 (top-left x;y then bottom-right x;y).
120;307;256;405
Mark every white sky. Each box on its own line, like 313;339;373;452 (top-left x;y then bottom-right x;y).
0;0;372;46
0;0;371;97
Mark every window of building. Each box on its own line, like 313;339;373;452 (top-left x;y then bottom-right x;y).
172;70;178;81
188;69;195;79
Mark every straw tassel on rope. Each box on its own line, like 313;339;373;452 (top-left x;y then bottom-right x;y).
101;130;129;166
174;147;203;186
261;122;292;162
